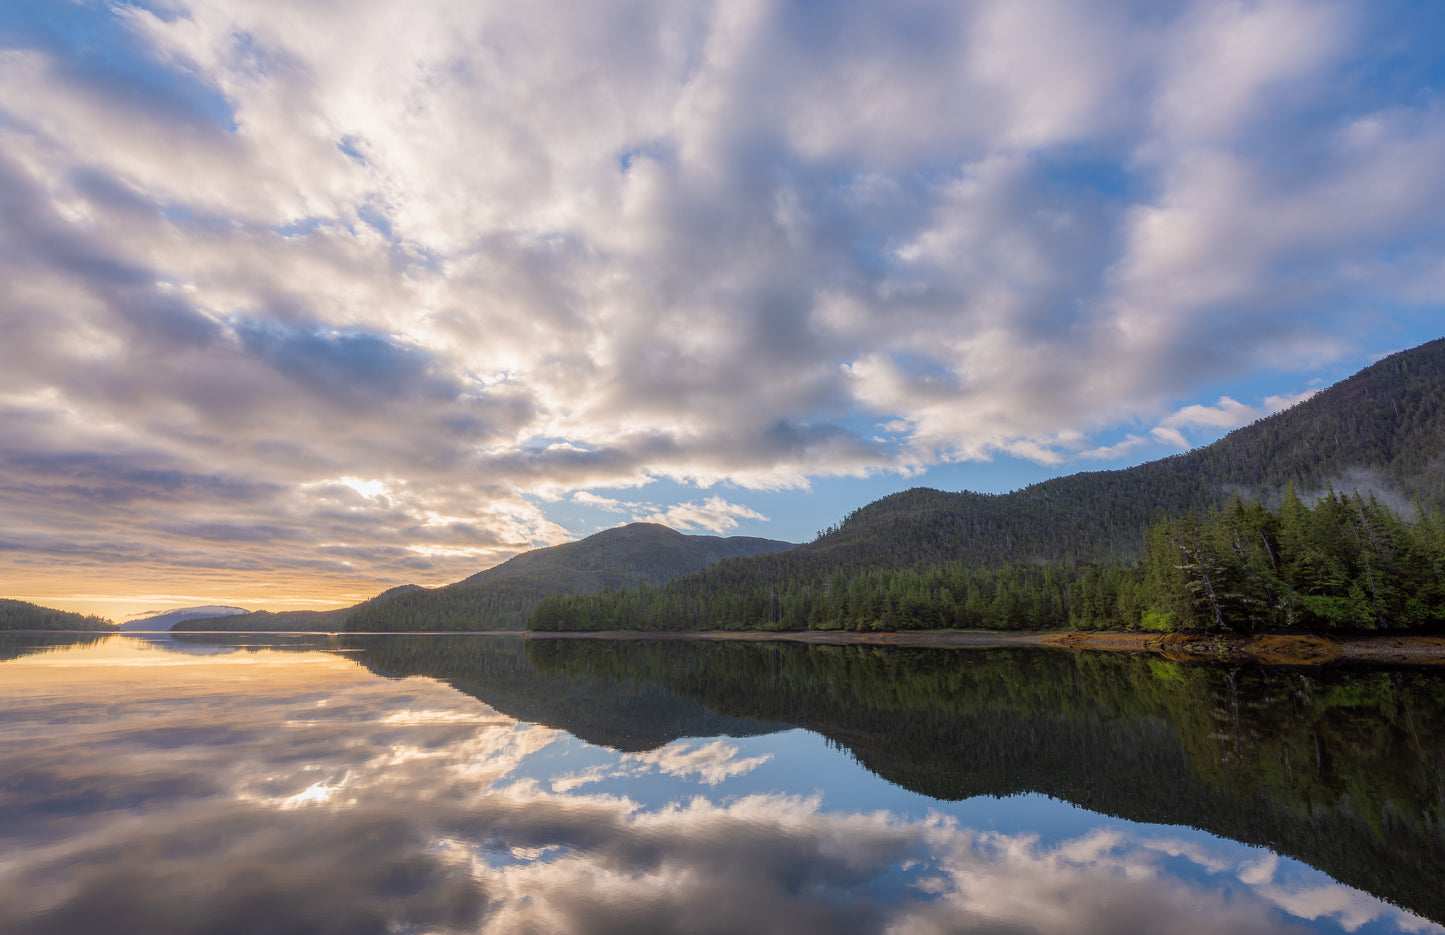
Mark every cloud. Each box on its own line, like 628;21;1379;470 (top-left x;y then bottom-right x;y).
553;739;774;791
571;491;631;513
626;739;772;785
1151;426;1192;450
640;497;769;534
570;491;768;534
1077;434;1150;461
1164;395;1263;430
1150;388;1323;448
1;0;1443;607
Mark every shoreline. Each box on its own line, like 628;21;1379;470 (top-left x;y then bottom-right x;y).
526;628;1445;665
81;626;1445;666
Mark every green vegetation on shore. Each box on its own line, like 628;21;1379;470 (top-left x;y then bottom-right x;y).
0;599;113;631
531;488;1445;633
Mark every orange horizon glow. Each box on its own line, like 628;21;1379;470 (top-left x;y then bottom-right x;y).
1;570;430;625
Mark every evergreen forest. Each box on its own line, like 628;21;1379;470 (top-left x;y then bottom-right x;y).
531;489;1445;633
0;599;113;631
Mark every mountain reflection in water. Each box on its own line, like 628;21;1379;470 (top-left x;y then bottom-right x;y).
0;632;1439;935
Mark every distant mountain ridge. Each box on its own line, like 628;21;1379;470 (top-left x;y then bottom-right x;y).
119;606;248;631
175;524;796;632
171;586;423;632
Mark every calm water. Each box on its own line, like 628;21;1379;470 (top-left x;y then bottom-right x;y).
1;632;1442;935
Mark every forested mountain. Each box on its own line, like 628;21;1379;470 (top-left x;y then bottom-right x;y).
0;599;112;631
806;338;1443;570
532;338;1445;631
534;488;1445;633
346;524;795;631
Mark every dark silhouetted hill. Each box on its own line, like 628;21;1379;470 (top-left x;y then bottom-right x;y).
0;599;113;631
346;524;796;631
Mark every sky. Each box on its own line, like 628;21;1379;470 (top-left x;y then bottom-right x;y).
1;0;1443;622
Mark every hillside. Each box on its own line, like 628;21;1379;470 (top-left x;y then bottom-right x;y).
808;337;1445;572
176;525;796;632
532;338;1445;630
346;524;796;631
0;599;113;631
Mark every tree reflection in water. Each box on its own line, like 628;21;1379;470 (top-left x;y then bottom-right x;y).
0;633;1438;934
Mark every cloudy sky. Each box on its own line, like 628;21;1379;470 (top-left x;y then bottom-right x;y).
1;0;1443;619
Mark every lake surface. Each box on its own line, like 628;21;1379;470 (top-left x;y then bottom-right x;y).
1;632;1442;935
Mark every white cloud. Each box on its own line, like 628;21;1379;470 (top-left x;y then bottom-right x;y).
571;490;769;534
1151;387;1322;450
571;491;631;514
1264;389;1319;412
624;740;772;785
1151;426;1191;450
1163;396;1262;430
639;497;768;534
1151;0;1348;145
551;739;773;791
1077;435;1149;461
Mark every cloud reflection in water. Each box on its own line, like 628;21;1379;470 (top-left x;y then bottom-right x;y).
0;639;1435;935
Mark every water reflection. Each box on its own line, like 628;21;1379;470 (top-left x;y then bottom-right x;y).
0;634;1439;934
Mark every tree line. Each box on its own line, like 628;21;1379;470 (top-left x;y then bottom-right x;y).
0;599;113;631
530;487;1445;633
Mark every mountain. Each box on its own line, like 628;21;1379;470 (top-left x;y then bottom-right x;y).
808;337;1445;572
532;337;1445;630
119;606;249;631
173;525;796;632
171;585;423;632
345;524;796;631
0;599;113;631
